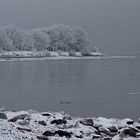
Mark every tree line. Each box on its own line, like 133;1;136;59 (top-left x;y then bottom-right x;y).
0;24;98;54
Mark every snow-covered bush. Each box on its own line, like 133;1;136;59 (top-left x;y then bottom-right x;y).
73;27;90;51
91;46;99;52
30;28;51;51
42;24;76;51
0;26;15;52
69;50;76;56
4;25;34;51
80;47;91;56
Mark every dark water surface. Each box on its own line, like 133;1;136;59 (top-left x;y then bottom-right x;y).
0;58;140;119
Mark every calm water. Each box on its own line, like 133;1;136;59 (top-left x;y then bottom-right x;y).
0;58;140;119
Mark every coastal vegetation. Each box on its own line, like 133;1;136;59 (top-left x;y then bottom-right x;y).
0;24;103;58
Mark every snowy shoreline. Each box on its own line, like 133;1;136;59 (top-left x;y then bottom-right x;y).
0;51;137;62
0;109;140;140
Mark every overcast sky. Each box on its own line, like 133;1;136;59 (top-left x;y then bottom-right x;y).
0;0;140;55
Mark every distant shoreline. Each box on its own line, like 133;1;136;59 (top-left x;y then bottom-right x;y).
0;55;137;62
0;56;137;62
0;51;137;62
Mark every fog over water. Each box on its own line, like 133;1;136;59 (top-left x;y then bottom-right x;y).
0;0;140;55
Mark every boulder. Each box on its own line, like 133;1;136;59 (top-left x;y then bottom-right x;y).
54;130;72;138
98;126;111;135
121;127;136;137
37;135;48;140
80;119;94;126
108;125;118;133
17;120;30;125
51;119;67;125
128;125;139;133
43;130;72;138
38;120;47;126
17;127;32;132
41;112;52;117
103;137;112;140
92;134;102;139
0;112;7;119
134;122;140;130
123;118;134;125
7;111;30;122
43;131;54;137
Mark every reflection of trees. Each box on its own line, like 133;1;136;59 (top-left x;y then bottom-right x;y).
47;60;89;87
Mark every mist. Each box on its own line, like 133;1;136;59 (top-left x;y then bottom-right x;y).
0;0;140;55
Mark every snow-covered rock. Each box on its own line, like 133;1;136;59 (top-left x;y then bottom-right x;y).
6;111;30;122
0;110;139;140
90;52;105;57
75;52;82;57
0;112;7;120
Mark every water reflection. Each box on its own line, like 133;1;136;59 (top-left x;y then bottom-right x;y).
0;58;140;119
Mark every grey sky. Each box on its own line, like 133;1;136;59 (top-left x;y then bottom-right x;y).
0;0;140;55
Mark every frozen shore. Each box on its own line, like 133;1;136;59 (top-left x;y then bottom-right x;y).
0;51;136;62
0;109;140;140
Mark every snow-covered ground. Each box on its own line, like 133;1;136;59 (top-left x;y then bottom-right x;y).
0;51;105;62
0;109;140;140
0;51;137;62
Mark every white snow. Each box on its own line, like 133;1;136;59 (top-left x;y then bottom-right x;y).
0;110;139;140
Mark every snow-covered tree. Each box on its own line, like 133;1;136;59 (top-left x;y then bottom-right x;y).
4;25;34;51
42;24;76;51
0;26;15;51
91;46;99;52
0;24;91;53
30;28;51;51
73;27;90;51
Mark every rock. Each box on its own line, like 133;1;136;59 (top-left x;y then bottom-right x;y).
92;134;102;139
37;135;48;140
18;120;30;125
94;117;118;129
134;122;140;130
128;125;139;133
8;111;30;122
137;132;140;137
0;112;7;119
109;132;118;137
43;130;71;138
17;127;32;132
138;118;140;123
43;131;54;137
54;130;72;138
108;125;118;133
103;137;112;140
121;127;136;137
41;112;52;117
80;119;94;126
51;119;67;125
98;126;111;135
123;118;134;125
112;134;125;140
38;120;47;126
75;135;83;138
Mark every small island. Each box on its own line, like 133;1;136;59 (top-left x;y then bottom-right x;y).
0;24;104;61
